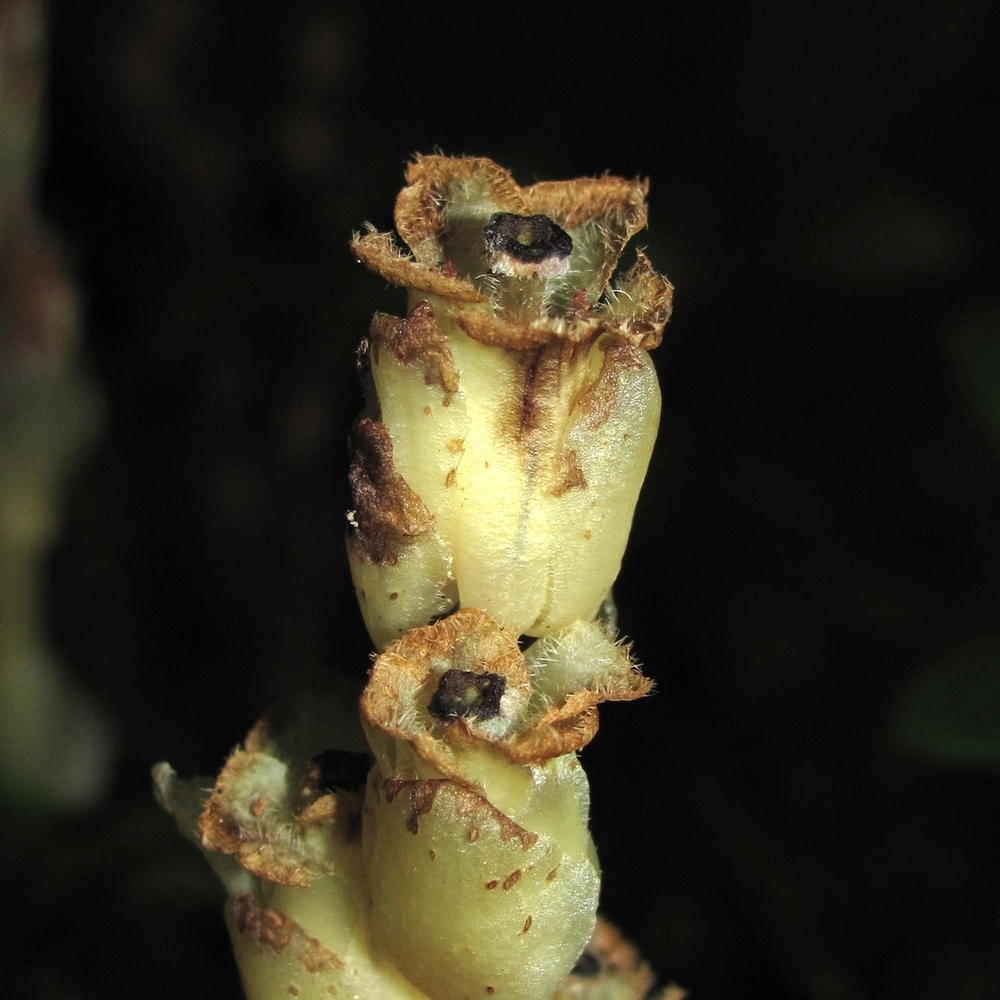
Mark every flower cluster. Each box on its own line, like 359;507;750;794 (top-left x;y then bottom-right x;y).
156;156;675;1000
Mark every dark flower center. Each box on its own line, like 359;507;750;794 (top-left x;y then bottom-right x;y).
428;669;507;721
482;213;573;274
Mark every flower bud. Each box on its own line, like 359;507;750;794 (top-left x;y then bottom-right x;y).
348;156;671;648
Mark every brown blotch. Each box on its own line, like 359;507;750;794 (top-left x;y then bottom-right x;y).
485;879;499;890
576;337;646;431
445;467;457;488
583;530;592;540
486;988;495;995
369;300;460;401
522;915;533;934
347;417;435;564
467;826;480;843
250;797;268;818
289;987;299;997
232;893;345;973
546;866;559;881
382;776;446;835
551;448;586;496
429;850;436;860
446;437;465;454
389;591;398;601
424;405;431;416
502;870;522;891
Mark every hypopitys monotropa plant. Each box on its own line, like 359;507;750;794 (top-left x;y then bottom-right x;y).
155;155;680;1000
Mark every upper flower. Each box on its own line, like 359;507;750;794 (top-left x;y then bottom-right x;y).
351;154;672;349
348;156;671;648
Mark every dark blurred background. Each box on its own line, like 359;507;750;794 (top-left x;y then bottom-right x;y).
5;0;1000;997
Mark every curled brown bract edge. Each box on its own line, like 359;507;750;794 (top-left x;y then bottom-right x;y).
394;155;648;263
350;155;672;351
199;750;331;887
360;608;652;774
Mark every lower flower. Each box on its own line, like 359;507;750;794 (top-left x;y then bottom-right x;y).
154;611;654;1000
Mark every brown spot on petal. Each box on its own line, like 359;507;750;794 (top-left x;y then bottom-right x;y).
231;893;345;972
369;300;460;401
551;449;586;497
379;775;538;851
347;417;435;564
381;775;446;834
576;337;647;431
502;869;522;891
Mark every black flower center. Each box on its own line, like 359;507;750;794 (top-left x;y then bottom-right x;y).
428;669;506;721
482;213;573;276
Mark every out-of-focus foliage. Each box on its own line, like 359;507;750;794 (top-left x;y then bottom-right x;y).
948;304;1000;459
886;632;1000;769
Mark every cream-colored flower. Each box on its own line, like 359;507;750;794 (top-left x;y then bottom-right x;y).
348;156;671;649
154;612;652;1000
